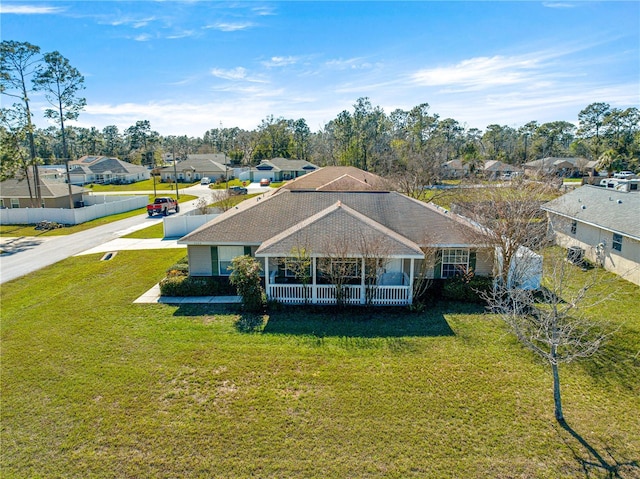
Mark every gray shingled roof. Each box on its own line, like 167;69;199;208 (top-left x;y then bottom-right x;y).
282;166;391;191
179;190;484;248
257;158;318;172
255;201;424;257
160;158;227;174
541;185;640;240
70;157;147;175
0;177;85;197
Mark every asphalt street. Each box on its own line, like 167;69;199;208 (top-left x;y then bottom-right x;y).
0;183;271;285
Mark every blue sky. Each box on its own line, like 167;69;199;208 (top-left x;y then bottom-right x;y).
2;1;638;136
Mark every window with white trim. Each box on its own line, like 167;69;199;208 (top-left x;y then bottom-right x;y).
612;233;623;252
218;246;245;276
10;198;19;208
441;248;469;278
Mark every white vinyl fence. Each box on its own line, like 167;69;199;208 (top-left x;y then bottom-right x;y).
163;211;219;238
0;195;147;226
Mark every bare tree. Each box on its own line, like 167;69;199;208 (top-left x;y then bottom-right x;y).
451;178;558;285
485;252;612;423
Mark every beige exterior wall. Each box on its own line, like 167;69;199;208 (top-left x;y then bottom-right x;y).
550;214;640;286
188;246;212;276
1;194;83;209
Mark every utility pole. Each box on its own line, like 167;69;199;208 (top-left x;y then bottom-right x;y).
173;145;179;200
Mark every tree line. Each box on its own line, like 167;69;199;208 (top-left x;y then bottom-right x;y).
3;40;639;190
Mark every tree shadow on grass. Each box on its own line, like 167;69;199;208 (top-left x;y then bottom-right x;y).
556;419;639;478
258;302;474;338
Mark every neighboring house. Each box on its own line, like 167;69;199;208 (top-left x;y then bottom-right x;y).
524;157;597;177
250;158;318;182
0;176;85;209
441;159;469;179
178;167;495;306
159;156;229;183
68;156;150;185
541;186;640;286
483;160;522;179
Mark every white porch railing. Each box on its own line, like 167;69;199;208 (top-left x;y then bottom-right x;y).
267;284;410;306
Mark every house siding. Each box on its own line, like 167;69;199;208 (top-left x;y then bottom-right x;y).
188;246;212;276
550;213;640;286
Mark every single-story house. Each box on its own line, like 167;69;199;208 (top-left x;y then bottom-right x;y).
0;176;85;209
441;159;469;179
159;156;229;183
68;156;150;185
483;160;523;179
250;158;318;183
524;157;597;177
541;185;640;286
179;167;495;306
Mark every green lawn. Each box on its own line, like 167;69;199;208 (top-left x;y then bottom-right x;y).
88;179;198;192
1;250;639;478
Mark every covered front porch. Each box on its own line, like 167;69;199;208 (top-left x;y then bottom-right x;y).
261;256;418;306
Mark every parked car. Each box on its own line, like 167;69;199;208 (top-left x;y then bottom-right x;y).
229;186;248;195
260;178;271;186
200;177;211;185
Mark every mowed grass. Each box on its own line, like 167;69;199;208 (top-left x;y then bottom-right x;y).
1;250;639;478
0;195;197;238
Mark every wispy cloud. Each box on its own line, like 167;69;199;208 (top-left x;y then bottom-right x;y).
205;21;254;32
325;57;378;70
0;4;65;14
262;56;299;68
252;6;276;16
543;2;577;8
410;54;552;90
210;67;267;83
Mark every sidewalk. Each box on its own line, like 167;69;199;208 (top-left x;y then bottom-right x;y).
76;237;186;255
134;284;242;304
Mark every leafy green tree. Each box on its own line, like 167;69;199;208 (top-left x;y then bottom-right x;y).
577;102;610;159
33;50;86;208
0;40;43;206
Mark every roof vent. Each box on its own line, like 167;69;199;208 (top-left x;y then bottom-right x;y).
581;205;586;209
617;199;623;204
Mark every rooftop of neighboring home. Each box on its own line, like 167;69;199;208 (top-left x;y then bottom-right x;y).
525;157;597;170
255;158;318;172
69;156;148;174
0;176;85;198
160;155;228;173
483;160;522;172
541;185;640;240
281;166;391;191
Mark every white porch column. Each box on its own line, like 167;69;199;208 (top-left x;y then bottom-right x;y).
408;258;415;304
312;257;317;304
264;256;270;299
361;257;366;305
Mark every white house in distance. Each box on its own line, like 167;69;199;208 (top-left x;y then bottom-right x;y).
541;185;640;286
159;154;230;183
249;158;318;183
68;156;150;185
179;166;496;306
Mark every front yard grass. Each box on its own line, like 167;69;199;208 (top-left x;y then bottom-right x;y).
88;179;198;192
1;250;639;478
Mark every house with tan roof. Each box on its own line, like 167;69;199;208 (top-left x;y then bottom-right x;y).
178;166;495;306
0;175;85;209
159;155;230;183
